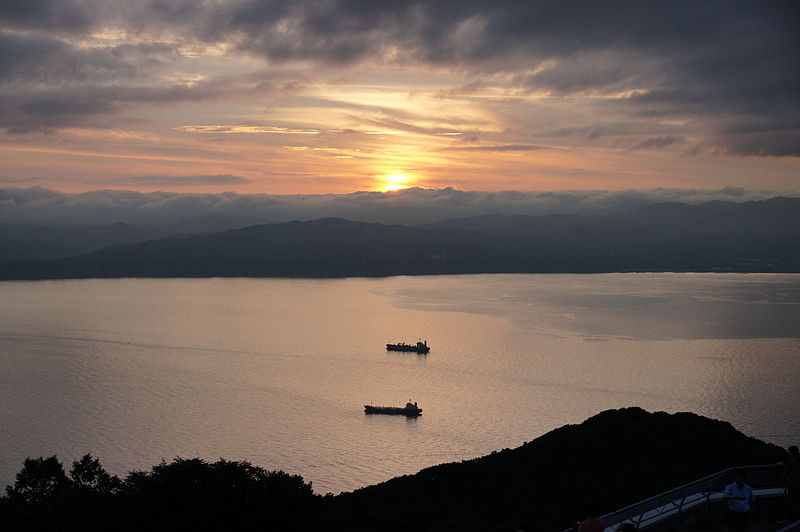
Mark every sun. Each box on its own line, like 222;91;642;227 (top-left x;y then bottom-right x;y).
379;174;411;192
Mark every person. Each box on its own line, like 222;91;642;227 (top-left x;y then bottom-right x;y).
722;470;755;532
577;499;605;532
782;445;800;521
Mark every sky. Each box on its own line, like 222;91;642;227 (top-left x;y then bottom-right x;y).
1;1;798;196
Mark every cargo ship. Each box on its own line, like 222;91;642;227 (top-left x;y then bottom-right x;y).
386;340;430;353
364;401;422;416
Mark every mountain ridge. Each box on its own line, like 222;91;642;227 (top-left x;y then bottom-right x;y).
1;198;798;279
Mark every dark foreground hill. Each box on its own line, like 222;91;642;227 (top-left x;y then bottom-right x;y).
0;408;787;531
1;198;800;279
325;407;786;531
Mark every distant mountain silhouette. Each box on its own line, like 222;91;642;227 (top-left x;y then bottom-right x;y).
613;197;800;237
0;218;521;279
422;197;800;239
419;197;800;273
0;198;798;280
421;212;591;234
0;223;172;261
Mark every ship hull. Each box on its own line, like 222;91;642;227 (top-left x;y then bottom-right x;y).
386;344;430;353
364;405;422;416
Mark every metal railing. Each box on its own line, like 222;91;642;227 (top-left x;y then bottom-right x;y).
566;463;788;531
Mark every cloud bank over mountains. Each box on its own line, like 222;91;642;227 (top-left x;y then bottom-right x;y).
0;186;786;230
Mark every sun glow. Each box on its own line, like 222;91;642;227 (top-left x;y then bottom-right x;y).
379;174;411;192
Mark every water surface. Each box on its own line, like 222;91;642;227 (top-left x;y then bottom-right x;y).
1;274;798;493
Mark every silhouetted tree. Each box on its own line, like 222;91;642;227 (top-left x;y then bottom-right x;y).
70;453;121;495
5;456;70;504
119;457;318;530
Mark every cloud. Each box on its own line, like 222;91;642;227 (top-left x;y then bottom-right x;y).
0;26;305;131
628;136;687;151
1;84;198;131
0;186;789;230
514;52;646;96
446;144;550;152
0;31;176;83
0;72;305;132
176;125;321;135
0;185;63;205
116;174;252;186
538;121;682;140
0;176;41;184
0;0;94;33
716;132;800;158
0;29;179;130
1;1;797;156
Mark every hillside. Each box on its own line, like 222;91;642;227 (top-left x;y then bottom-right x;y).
0;198;799;279
0;408;787;531
0;223;172;261
324;407;786;530
0;218;521;279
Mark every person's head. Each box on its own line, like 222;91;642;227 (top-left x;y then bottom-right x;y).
734;470;747;488
789;445;799;457
583;498;600;518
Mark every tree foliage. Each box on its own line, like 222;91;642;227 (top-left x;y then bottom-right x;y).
70;454;121;495
5;456;70;504
1;455;318;531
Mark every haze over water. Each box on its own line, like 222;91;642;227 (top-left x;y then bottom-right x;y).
2;274;799;494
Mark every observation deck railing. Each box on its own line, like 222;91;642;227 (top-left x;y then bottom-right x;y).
565;463;791;532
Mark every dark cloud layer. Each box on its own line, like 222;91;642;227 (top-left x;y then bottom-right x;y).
0;186;786;230
0;27;301;131
628;136;687;152
0;0;93;33
447;144;550;152
1;1;798;155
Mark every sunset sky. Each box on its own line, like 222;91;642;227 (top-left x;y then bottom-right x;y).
1;1;798;195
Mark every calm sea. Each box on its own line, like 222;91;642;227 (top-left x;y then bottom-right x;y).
1;274;799;494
